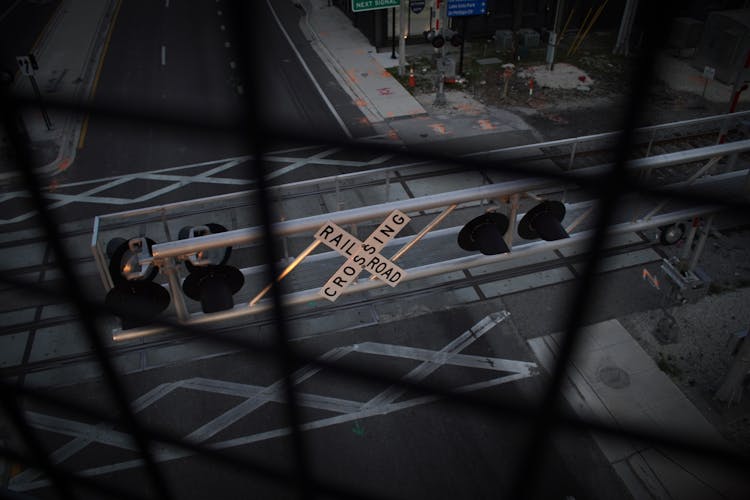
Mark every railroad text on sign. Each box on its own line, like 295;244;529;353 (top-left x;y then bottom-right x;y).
314;210;411;301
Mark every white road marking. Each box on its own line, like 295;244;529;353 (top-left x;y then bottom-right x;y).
362;312;511;409
236;84;244;95
165;0;169;7
264;0;352;139
0;147;396;226
264;147;340;180
224;41;231;48
229;60;236;69
184;347;351;443
217;9;222;15
161;45;166;66
10;382;182;486
11;313;536;491
16;372;530;489
220;24;226;31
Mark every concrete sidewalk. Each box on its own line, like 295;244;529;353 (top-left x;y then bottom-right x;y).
528;320;750;500
0;0;118;185
301;0;426;124
300;0;540;150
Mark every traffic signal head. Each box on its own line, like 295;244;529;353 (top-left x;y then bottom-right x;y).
179;222;244;313
104;237;170;329
178;223;232;269
444;29;464;46
658;223;686;245
458;212;511;255
425;29;445;48
182;265;245;313
518;201;570;241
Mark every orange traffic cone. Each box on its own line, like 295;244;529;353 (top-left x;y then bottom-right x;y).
408;66;416;88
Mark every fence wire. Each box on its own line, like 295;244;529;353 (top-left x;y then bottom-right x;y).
1;1;749;499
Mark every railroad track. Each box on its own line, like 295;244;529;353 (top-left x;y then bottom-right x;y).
0;233;666;379
3;111;750;383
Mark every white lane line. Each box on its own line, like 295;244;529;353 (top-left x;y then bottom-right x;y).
15;372;533;489
161;45;166;66
264;147;340;180
229;60;236;69
183;347;350;443
264;0;352;139
220;24;226;31
224;41;231;48
236;85;244;95
165;0;169;7
217;9;222;15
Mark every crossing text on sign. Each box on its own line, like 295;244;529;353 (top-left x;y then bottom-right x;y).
314;210;411;301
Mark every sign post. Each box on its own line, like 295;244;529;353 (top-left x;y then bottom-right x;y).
16;54;53;131
314;210;411;301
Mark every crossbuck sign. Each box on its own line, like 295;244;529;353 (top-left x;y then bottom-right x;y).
314;210;411;301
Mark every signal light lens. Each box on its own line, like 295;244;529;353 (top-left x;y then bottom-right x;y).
518;201;569;241
458;212;511;255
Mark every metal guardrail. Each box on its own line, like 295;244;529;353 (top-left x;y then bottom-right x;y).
467;109;750;158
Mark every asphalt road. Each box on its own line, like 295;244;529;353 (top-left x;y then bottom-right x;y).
22;303;620;500
70;0;370;183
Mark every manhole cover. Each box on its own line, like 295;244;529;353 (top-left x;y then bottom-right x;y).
597;365;630;389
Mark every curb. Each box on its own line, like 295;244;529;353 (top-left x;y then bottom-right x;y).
300;0;385;124
0;0;119;186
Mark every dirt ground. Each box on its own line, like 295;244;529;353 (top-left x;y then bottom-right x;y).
393;31;744;139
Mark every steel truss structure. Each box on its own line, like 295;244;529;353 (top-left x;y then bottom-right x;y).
1;1;750;499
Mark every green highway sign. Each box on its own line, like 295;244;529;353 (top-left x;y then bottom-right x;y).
352;0;400;12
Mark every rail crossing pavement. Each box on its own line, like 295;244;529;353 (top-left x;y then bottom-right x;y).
9;311;544;493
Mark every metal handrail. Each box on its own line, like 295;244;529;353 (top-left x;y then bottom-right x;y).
466;109;750;157
148;139;750;261
113;204;720;342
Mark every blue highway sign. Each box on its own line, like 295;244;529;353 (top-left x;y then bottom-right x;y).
447;0;487;17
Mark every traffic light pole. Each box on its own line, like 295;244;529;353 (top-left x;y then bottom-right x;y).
398;1;407;76
458;17;467;75
28;74;53;131
434;0;447;105
391;6;397;59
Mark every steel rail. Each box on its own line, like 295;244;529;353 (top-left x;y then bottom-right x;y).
3;238;660;377
149;139;750;262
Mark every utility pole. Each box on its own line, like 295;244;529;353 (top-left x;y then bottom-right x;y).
434;0;447;105
458;17;467;75
613;0;638;55
391;6;397;59
546;0;565;70
716;328;750;405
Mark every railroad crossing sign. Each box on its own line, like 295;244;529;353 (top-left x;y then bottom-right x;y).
314;210;411;301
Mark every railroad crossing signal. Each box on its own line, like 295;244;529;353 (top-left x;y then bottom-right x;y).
314;210;411;302
16;55;37;76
